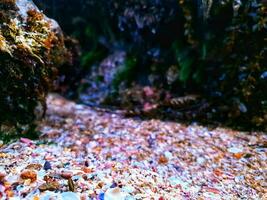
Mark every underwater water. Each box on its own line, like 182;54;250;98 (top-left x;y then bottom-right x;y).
0;1;266;199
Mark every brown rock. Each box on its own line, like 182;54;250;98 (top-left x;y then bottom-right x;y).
158;155;168;165
39;181;60;192
68;178;75;192
0;172;6;182
25;163;42;171
233;152;244;159
81;167;93;173
20;170;37;182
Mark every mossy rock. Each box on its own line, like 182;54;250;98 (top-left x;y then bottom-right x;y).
0;0;73;138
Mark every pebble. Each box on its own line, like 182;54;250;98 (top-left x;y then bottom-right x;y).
43;161;52;171
0;172;6;183
99;192;105;200
158;155;168;165
68;178;75;192
26;163;42;171
81;167;92;173
20;138;33;145
38;182;60;192
61;171;73;179
20;170;37;183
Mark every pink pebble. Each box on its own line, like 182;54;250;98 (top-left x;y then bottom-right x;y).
20;138;33;145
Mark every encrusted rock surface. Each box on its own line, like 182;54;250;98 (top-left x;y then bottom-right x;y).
0;0;74;131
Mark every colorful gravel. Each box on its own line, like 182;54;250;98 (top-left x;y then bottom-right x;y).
0;94;266;200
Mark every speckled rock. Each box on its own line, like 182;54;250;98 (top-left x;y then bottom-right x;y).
0;0;76;134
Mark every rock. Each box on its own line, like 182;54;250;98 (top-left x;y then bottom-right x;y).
68;178;75;192
20;138;33;145
81;167;92;173
25;163;42;171
99;193;105;200
20;170;37;182
61;171;73;179
0;0;76;133
84;160;89;167
43;161;52;171
0;172;6;182
158;155;168;165
38;181;60;192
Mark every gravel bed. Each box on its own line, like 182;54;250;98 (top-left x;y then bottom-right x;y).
0;94;266;200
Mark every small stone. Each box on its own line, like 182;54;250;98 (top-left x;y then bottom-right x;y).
158;155;168;165
80;194;88;200
81;167;92;173
213;169;223;177
233;152;244;159
43;161;52;171
110;182;117;188
20;138;33;145
6;190;14;198
0;153;8;158
96;181;104;189
24;179;32;186
33;195;40;200
99;193;105;200
84;160;89;167
82;174;88;180
0;172;6;182
26;163;42;171
38;182;60;192
20;170;37;183
68;178;75;192
61;171;73;179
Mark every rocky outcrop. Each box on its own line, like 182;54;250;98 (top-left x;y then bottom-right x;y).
0;0;75;135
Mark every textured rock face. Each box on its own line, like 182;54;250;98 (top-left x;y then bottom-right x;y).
0;0;72;133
